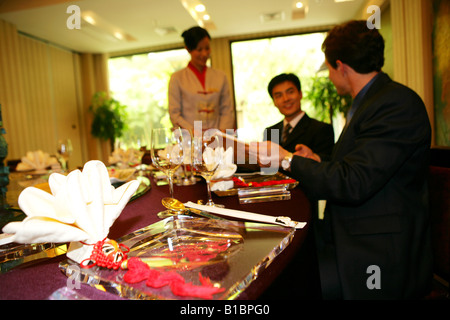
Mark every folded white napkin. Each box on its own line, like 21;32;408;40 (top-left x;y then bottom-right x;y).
211;180;234;191
108;148;143;168
16;150;59;171
2;160;140;264
211;147;237;191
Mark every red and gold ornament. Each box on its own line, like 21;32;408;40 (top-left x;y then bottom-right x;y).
80;238;129;270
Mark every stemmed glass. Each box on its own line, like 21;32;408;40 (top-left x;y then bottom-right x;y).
177;130;197;186
151;128;184;218
56;139;73;172
191;133;223;207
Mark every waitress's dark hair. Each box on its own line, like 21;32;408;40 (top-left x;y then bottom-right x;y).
322;20;385;74
182;26;211;51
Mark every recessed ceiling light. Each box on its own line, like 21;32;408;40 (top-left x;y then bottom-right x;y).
181;0;215;30
292;0;308;20
80;11;136;42
195;4;206;12
83;15;96;25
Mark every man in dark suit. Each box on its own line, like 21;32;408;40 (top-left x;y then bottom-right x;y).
253;21;433;299
264;73;335;162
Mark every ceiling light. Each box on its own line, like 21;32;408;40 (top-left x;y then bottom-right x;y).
292;0;308;20
83;15;96;25
80;11;136;42
195;4;206;12
291;0;309;20
181;0;216;30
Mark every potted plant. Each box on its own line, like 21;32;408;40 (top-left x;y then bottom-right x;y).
89;91;127;150
305;76;352;125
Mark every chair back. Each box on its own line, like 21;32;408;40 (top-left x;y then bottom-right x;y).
427;146;450;298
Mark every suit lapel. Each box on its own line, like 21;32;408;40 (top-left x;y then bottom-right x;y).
283;114;311;147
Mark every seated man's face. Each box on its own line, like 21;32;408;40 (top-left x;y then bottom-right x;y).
271;81;302;121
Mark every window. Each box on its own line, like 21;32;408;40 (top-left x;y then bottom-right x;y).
108;49;190;149
231;32;327;142
109;32;327;148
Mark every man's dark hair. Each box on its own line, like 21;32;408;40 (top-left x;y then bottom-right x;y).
182;26;211;51
322;20;385;73
268;73;302;98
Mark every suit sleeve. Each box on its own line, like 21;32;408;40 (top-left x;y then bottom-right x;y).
313;123;335;161
290;88;431;204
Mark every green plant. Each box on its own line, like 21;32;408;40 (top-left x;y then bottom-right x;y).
89;92;127;148
305;76;352;124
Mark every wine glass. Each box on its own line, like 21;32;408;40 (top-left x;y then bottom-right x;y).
191;133;223;207
176;130;197;186
56;139;73;172
150;128;184;218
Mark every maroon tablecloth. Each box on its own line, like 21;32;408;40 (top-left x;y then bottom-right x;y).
0;178;313;300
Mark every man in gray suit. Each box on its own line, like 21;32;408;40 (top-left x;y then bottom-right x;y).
253;20;433;299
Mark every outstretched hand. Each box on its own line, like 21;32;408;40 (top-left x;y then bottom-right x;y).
294;144;321;162
248;141;290;168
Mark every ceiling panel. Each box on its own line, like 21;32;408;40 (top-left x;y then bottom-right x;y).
0;0;368;53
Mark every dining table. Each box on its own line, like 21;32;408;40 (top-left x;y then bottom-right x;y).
0;168;319;301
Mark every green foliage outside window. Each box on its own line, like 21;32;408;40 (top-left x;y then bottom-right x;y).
305;76;352;124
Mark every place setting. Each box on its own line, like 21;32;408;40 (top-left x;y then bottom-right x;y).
0;139;153;273
0;129;307;300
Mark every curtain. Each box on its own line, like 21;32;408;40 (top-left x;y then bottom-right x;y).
0;19;29;160
0;18;111;166
78;52;111;163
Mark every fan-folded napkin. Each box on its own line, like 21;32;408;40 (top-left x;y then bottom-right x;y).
2;160;140;264
109;148;142;168
210;147;237;191
16;150;59;171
